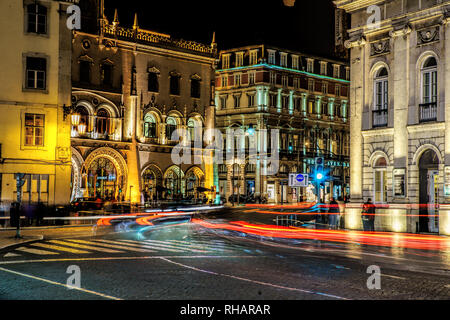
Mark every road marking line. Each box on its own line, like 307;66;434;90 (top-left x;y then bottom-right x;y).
0;255;257;265
0;266;121;300
3;253;21;258
118;240;186;252
382;274;406;280
30;243;91;254
130;239;208;252
159;257;349;300
15;247;60;256
159;240;233;252
64;239;156;253
48;240;124;254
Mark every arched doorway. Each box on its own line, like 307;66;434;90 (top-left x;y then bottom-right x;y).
142;165;163;201
87;157;119;200
185;166;205;200
164;166;184;200
418;149;439;233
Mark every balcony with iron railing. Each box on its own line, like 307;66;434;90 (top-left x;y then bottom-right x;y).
372;109;388;127
419;102;437;122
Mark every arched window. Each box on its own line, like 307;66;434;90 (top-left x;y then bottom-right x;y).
373;156;387;203
96;109;110;135
144;114;157;138
187;118;196;141
373;67;388;127
166;117;177;140
420;57;437;122
76;106;89;128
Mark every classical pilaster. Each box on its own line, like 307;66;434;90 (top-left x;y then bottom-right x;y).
345;35;366;202
390;24;411;202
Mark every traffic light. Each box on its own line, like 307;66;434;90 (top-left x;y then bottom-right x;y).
314;157;326;182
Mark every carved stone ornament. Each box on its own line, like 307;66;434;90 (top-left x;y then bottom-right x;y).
370;39;390;56
417;26;439;45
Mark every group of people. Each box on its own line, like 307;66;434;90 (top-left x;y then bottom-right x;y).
320;197;376;231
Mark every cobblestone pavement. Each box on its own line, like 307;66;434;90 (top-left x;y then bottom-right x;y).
0;210;449;300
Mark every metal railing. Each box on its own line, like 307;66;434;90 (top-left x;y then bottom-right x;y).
372;109;388;127
419;102;437;122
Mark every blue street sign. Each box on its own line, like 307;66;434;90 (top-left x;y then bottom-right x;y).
296;174;304;182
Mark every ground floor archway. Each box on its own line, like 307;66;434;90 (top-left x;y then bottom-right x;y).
418;148;440;233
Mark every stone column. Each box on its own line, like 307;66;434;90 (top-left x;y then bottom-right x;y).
390;25;411;204
226;164;232;201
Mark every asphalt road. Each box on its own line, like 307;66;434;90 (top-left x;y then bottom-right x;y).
0;208;449;301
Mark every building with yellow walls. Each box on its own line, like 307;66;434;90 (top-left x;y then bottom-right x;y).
0;0;73;208
70;1;217;203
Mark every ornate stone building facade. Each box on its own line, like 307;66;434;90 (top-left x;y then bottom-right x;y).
0;0;72;206
335;0;450;235
70;1;217;203
215;45;350;204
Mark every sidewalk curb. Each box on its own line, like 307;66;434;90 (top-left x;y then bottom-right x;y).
0;224;95;232
0;235;44;251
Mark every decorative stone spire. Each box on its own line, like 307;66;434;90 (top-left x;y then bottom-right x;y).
211;31;217;54
133;13;139;30
113;9;119;27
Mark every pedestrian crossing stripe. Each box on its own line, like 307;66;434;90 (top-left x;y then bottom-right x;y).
3;252;21;258
116;240;186;253
15;246;60;256
166;240;233;252
136;240;208;253
64;239;156;253
3;238;247;257
48;240;124;254
29;242;91;254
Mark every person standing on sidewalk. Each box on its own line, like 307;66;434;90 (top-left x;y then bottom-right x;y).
362;198;376;231
328;198;340;229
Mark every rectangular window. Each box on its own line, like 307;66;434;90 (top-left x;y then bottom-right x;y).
293;78;299;89
101;64;113;86
335;85;341;97
24;113;44;146
220;97;227;109
248;95;255;107
249;50;258;65
292;56;299;69
320;62;327;75
322;83;327;94
282;96;289;109
148;72;159;92
270;72;276;85
234;96;240;108
191;79;201;98
234;74;241;86
26;57;46;90
270;94;277;107
345;67;350;80
282;75;288;87
235;52;244;67
374;170;387;203
307;59;314;73
280;53;288;67
249;71;255;85
333;65;340;78
79;61;90;83
308;79;314;92
222;55;230;69
222;76;228;87
268;51;276;64
170;75;180;95
27;4;47;34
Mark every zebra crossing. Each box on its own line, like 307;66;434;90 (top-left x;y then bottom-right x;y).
2;238;247;258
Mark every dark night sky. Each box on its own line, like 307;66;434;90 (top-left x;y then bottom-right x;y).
103;0;340;60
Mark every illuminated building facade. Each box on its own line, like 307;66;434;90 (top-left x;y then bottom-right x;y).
215;45;350;204
71;1;217;203
0;0;73;207
335;0;450;235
